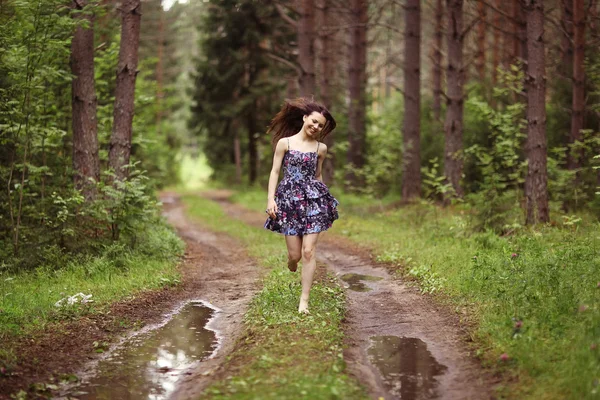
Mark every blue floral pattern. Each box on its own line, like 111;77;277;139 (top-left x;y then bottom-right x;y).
265;149;339;236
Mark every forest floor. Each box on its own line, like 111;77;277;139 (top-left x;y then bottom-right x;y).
2;191;496;399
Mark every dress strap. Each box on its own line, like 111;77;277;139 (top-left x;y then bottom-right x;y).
287;137;290;151
316;141;320;153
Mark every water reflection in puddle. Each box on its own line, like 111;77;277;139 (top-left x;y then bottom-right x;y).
340;273;384;292
67;302;218;400
367;336;447;400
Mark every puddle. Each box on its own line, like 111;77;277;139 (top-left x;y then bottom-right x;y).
367;336;447;399
340;273;384;292
64;301;219;400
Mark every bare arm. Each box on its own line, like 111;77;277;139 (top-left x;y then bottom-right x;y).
266;139;287;218
315;142;328;183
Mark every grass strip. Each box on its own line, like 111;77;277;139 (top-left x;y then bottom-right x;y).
231;188;600;400
182;194;367;399
0;220;184;365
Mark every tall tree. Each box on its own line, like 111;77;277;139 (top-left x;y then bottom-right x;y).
522;0;549;224
346;0;368;188
475;1;487;82
491;0;502;88
432;0;444;120
569;0;586;170
71;0;99;199
402;0;421;200
444;0;464;198
316;0;335;184
298;0;316;96
109;0;142;181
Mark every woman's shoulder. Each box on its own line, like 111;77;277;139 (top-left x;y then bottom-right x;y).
317;141;328;154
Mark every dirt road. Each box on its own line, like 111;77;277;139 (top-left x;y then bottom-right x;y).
2;192;494;399
206;190;494;400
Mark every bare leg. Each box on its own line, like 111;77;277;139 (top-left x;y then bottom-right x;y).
285;235;302;272
298;233;320;313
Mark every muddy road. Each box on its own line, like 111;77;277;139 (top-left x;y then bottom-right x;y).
208;190;494;400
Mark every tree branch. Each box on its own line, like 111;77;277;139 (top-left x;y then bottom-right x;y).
266;52;301;74
275;4;297;28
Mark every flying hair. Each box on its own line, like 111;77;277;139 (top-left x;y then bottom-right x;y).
267;97;337;149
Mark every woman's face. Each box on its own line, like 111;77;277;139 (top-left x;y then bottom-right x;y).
303;111;326;138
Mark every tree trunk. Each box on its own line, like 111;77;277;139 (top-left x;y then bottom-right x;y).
491;0;501;89
516;1;527;62
432;0;443;121
247;101;258;184
317;0;335;185
561;0;574;76
298;0;316;97
109;0;142;181
568;0;585;170
156;2;165;133
346;0;368;188
234;133;242;185
402;0;421;201
71;0;100;200
476;1;487;82
444;0;464;198
522;0;549;224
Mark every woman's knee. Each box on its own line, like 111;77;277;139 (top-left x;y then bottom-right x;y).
288;250;301;263
302;245;315;262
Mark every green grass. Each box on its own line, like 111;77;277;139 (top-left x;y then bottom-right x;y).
182;194;367;399
0;220;184;349
231;187;600;399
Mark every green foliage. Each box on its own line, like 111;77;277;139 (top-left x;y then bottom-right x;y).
0;0;186;272
464;68;527;232
421;157;457;202
96;167;160;241
190;0;294;184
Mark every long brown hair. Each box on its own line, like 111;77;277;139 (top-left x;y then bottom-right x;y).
267;98;336;149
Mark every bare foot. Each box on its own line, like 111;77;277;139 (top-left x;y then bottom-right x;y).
287;259;298;272
298;297;309;314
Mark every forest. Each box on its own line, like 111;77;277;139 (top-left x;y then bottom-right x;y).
1;0;599;399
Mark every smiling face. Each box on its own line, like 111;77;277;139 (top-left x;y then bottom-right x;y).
302;111;326;138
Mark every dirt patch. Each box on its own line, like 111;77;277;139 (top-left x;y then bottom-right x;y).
0;193;262;399
207;190;497;400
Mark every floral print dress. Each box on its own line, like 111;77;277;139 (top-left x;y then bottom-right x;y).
264;141;339;236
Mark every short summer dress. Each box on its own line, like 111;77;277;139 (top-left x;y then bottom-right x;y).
264;139;339;236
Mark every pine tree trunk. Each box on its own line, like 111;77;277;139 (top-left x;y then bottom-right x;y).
317;0;335;185
476;1;487;81
156;3;165;133
298;0;316;97
517;1;527;62
234;133;242;185
522;0;549;224
561;0;574;76
109;0;142;181
402;0;421;201
432;0;443;121
444;0;464;198
346;0;368;188
71;0;100;200
569;0;585;170
491;0;501;88
247;100;258;184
